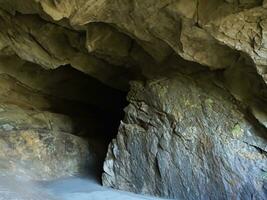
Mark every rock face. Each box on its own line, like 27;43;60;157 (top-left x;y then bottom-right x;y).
0;103;92;180
103;73;267;199
2;0;267;84
0;1;267;200
0;55;126;180
0;82;93;180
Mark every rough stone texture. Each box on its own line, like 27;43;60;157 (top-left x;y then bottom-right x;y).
0;98;97;180
1;1;267;86
0;80;96;180
0;9;130;90
0;0;259;68
205;5;267;82
0;128;91;180
0;55;126;112
103;73;267;199
223;56;267;128
86;23;133;66
1;0;267;92
0;1;267;199
0;57;123;181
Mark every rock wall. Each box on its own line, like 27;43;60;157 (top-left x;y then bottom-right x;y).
0;75;92;180
0;55;126;180
1;1;267;85
103;73;267;199
0;1;266;199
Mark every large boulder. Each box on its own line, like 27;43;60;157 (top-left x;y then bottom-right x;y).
0;68;110;180
0;104;94;180
102;73;267;199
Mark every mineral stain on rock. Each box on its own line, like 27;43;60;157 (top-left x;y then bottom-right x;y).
0;1;266;200
103;73;267;199
231;123;244;138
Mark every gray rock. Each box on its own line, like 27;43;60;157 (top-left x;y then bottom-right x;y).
103;73;267;199
1;1;267;199
0;103;98;181
0;129;92;181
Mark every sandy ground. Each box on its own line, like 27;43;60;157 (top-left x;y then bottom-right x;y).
0;175;171;200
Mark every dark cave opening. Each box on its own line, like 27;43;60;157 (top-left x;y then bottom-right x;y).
45;65;129;181
0;55;129;181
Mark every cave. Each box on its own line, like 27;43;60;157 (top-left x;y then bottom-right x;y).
0;55;129;180
0;1;267;200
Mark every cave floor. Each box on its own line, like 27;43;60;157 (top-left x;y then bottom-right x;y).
0;175;170;200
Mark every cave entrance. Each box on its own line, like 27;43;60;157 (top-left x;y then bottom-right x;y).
45;65;129;181
0;56;128;182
